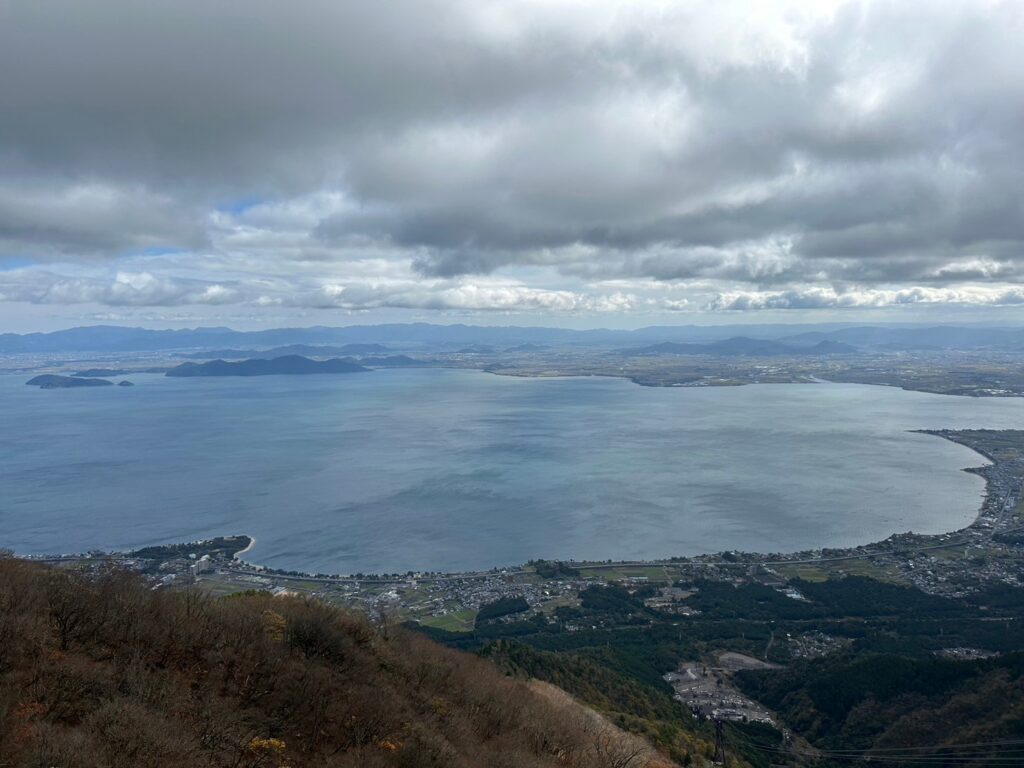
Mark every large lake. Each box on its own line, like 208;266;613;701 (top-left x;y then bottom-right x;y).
4;369;1024;574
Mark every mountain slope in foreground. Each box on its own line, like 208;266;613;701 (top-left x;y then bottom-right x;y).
0;560;676;768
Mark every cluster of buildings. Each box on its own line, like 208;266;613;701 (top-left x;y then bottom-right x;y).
642;585;702;615
261;569;583;628
664;659;776;725
786;631;850;660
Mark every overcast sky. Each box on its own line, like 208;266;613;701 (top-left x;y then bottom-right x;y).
2;0;1023;331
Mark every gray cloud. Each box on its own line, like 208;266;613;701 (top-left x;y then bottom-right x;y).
707;285;1024;311
0;268;643;314
1;0;1023;319
0;181;207;259
0;270;239;307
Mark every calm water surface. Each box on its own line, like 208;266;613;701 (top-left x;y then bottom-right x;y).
3;369;1024;573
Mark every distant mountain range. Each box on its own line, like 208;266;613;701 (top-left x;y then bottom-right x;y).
775;326;1024;351
165;355;369;377
180;343;390;359
71;368;128;377
4;322;1024;354
620;337;860;357
505;343;550;352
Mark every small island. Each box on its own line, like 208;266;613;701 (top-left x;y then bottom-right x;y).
26;374;114;389
165;354;369;377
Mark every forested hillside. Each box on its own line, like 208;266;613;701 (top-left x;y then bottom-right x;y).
420;575;1024;767
0;559;670;767
735;652;1024;761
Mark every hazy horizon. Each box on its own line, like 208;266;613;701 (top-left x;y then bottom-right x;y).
9;315;1024;337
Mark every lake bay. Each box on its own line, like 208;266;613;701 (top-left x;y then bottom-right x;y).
3;369;1024;574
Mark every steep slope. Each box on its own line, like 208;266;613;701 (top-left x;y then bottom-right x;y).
0;559;667;768
735;652;1024;763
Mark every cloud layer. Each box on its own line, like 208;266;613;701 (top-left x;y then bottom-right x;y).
2;0;1023;322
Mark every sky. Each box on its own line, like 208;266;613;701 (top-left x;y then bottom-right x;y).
1;0;1024;332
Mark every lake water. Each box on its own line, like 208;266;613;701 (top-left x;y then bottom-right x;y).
3;369;1024;574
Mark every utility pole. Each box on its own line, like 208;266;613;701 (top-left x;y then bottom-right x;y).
713;718;725;765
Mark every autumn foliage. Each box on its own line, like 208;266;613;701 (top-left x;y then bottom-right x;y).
0;559;660;767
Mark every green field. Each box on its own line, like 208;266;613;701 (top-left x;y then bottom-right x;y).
774;557;903;583
420;608;477;632
581;565;671;581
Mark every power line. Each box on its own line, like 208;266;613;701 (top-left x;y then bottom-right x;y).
713;718;726;765
723;723;1024;765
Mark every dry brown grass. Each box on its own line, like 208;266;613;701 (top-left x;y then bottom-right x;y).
0;558;672;767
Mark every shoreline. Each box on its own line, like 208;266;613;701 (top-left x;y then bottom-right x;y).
481;365;1024;397
13;361;1024;399
194;429;1022;587
225;429;1012;581
234;534;256;557
15;429;1022;586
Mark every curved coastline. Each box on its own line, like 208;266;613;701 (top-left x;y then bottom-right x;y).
235;534;256;557
913;430;993;529
7;373;1023;578
226;430;1013;583
21;429;1021;589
